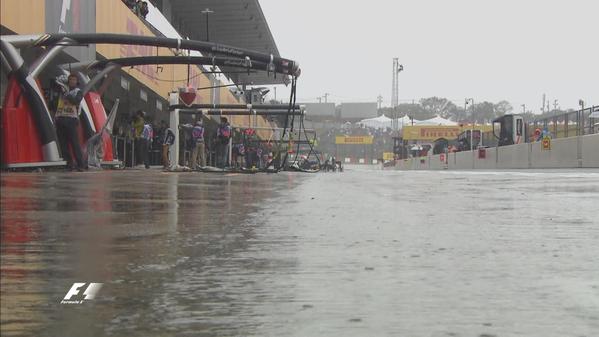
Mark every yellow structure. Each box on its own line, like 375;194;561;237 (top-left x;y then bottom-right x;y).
383;152;394;161
542;136;551;150
335;136;374;145
1;1;44;34
402;125;493;141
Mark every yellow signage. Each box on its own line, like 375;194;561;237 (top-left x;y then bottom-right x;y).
383;152;395;161
542;136;551;150
403;126;461;141
459;125;493;132
335;136;374;145
402;125;493;141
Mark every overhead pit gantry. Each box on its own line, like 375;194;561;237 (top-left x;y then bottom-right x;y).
0;33;301;169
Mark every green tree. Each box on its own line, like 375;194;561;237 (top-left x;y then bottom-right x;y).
376;97;518;124
493;100;513;117
419;97;456;119
379;103;427;120
472;101;495;123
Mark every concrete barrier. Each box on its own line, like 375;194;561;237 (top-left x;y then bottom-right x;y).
497;142;529;169
581;134;599;168
474;147;497;169
392;134;599;170
531;136;579;168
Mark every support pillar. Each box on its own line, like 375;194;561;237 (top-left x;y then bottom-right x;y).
168;92;180;170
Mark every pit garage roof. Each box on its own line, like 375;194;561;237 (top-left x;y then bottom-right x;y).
169;0;286;85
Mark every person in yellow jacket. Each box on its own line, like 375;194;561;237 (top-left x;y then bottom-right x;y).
55;74;85;171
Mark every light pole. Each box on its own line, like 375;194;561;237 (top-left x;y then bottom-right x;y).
398;65;404;132
391;62;404;131
397;64;404;108
201;8;214;41
464;98;474;151
391;59;403;108
579;99;585;135
464;98;474;122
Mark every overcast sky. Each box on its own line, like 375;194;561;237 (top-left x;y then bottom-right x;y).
260;0;598;113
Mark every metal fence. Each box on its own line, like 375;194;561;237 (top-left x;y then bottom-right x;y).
112;136;219;168
530;106;599;139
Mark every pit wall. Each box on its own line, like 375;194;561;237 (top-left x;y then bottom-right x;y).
393;133;599;170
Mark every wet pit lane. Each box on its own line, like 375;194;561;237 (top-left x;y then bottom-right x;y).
1;167;598;337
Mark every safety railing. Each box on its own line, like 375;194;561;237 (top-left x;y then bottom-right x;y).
112;136;163;167
112;135;220;168
530;106;598;139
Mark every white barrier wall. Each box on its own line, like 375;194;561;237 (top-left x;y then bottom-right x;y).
474;147;497;169
581;134;599;168
497;143;529;169
530;136;579;169
393;134;599;170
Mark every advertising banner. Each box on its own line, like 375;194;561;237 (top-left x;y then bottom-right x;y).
402;125;493;141
335;136;374;145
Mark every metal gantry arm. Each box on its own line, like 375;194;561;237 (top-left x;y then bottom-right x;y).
30;44;70;78
60;55;295;98
0;39;61;162
63;55;284;74
1;34;301;77
0;33;302;168
0;37;102;163
177;109;304;116
170;103;302;111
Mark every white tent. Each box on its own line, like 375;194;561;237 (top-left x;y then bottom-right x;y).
371;114;393;124
415;115;458;126
357;114;393;129
395;115;420;129
359;114;436;130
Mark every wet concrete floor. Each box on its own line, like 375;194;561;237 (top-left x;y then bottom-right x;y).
1;167;599;337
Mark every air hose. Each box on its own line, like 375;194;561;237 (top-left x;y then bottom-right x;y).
274;76;297;172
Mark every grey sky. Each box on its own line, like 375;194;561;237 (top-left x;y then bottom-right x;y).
260;0;598;113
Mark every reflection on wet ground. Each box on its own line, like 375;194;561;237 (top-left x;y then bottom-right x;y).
1;168;599;337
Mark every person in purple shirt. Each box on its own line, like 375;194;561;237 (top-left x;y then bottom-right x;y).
216;117;232;168
191;120;206;169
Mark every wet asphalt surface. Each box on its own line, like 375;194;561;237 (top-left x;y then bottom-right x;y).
1;167;599;337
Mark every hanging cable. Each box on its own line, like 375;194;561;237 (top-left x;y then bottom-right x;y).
186;50;191;86
279;76;297;171
130;67;255;84
269;76;296;172
289;113;302;168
